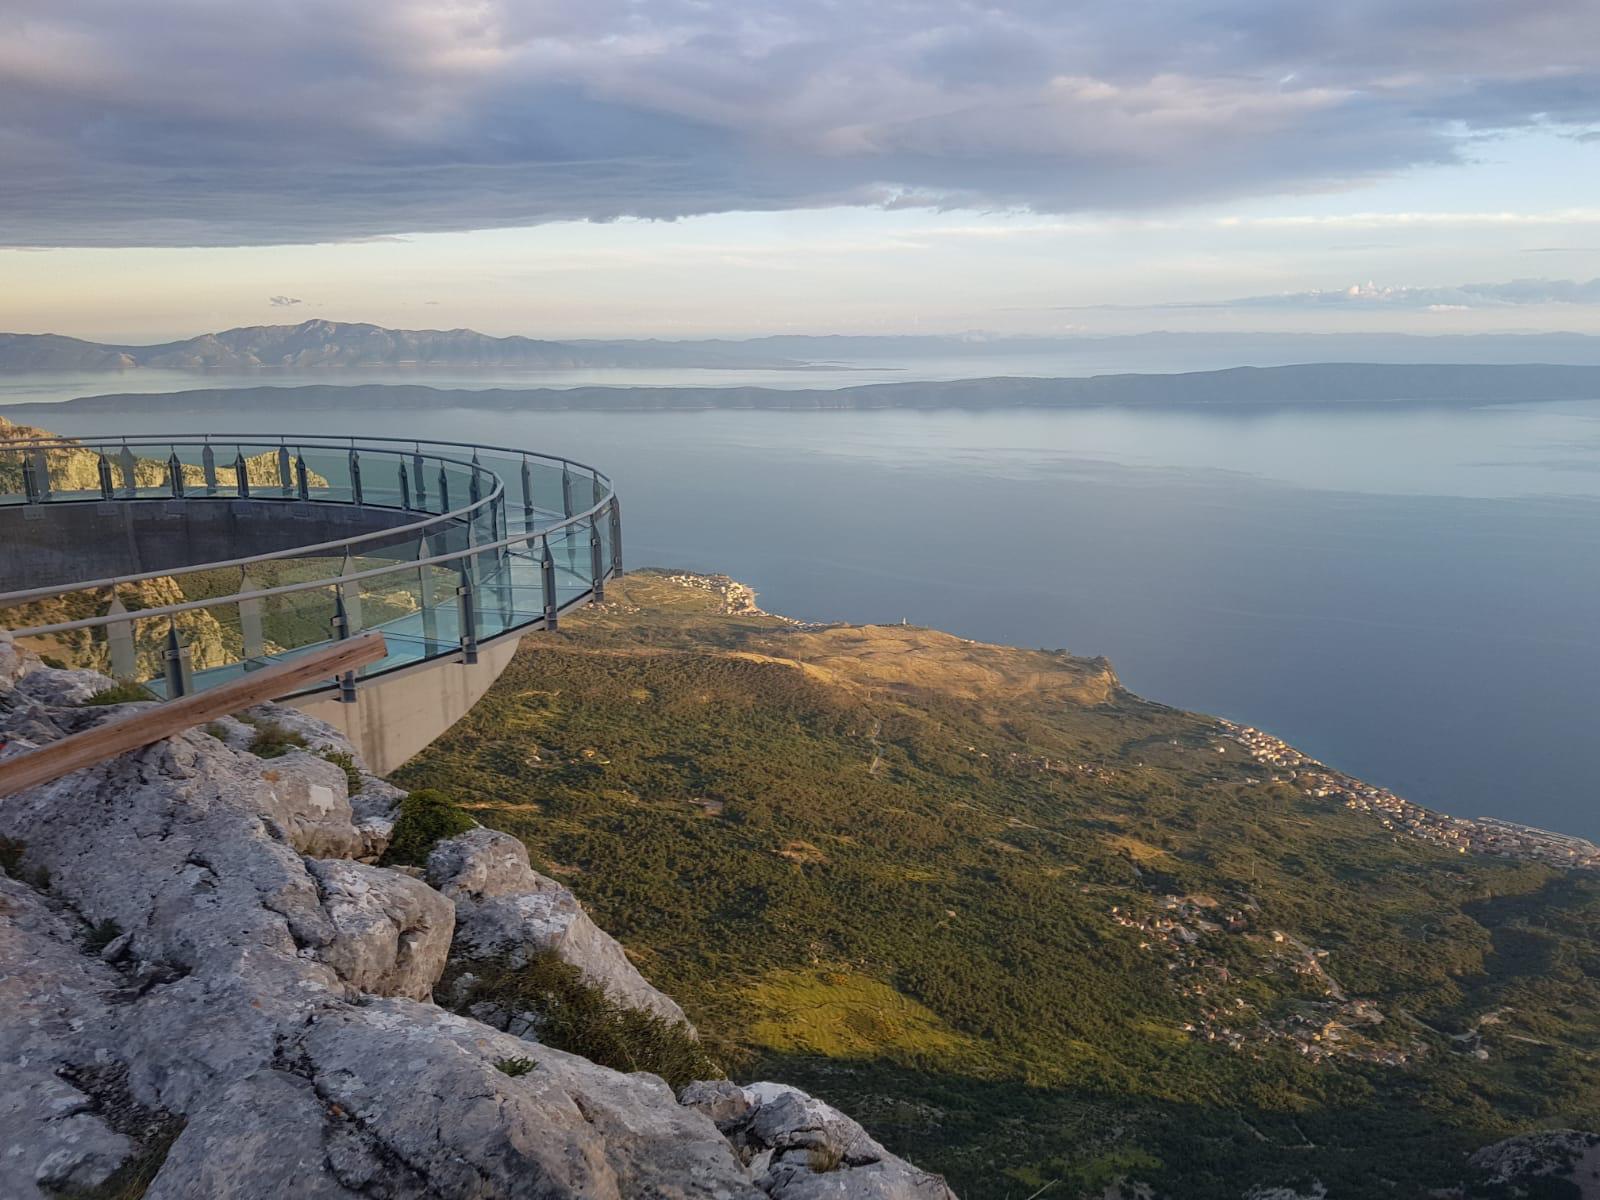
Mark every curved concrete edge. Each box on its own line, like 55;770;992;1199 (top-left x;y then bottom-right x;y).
292;635;523;777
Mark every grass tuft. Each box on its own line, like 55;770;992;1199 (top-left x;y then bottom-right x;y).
245;720;308;759
494;1056;536;1077
379;788;476;867
83;680;155;706
448;953;718;1091
319;749;363;794
84;919;122;954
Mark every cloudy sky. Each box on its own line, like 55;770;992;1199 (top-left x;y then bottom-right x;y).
3;0;1600;340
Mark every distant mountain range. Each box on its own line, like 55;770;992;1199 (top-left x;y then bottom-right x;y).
0;320;801;372
10;362;1600;419
13;321;1600;375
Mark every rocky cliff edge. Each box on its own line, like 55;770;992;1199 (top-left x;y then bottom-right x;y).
0;633;955;1200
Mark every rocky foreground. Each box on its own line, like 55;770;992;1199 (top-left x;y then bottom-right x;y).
0;634;955;1199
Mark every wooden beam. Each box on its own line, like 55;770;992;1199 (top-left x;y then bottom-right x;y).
0;633;388;799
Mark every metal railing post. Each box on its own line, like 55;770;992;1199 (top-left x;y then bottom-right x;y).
469;453;482;507
331;590;358;703
338;552;364;633
457;564;479;664
162;621;193;698
413;449;427;508
168;452;185;499
561;464;573;517
348;448;363;507
521;457;534;528
119;444;137;497
437;465;449;512
609;497;623;575
96;453;115;501
21;455;41;505
234;452;251;499
417;536;437;647
278;444;293;494
239;570;265;664
106;595;135;679
295;453;310;501
541;535;559;630
589;515;605;601
398;461;411;510
202;444;218;492
30;449;51;502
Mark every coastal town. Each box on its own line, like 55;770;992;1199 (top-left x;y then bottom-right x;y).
1220;721;1600;872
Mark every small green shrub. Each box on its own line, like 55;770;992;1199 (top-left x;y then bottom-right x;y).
494;1056;536;1077
320;749;363;793
202;722;230;742
246;720;308;759
84;919;122;954
380;788;476;867
83;680;155;706
450;953;719;1090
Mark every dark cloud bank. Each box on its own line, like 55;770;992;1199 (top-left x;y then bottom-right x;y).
3;0;1599;246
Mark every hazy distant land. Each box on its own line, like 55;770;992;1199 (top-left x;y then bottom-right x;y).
9;361;1600;418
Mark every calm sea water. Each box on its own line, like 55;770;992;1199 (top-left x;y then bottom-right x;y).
21;386;1600;840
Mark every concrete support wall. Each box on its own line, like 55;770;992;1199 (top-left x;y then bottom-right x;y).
292;634;524;776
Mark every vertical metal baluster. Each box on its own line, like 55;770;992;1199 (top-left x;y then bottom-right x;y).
437;466;449;512
592;470;603;507
106;595;136;679
348;448;363;506
296;453;310;501
608;497;623;575
398;461;411;510
278;444;293;494
521;457;534;529
331;590;358;703
541;535;559;629
561;464;573;518
96;453;115;501
167;451;185;498
239;570;265;665
496;546;514;628
413;449;427;508
338;552;364;633
119;444;137;497
163;621;193;698
30;448;51;501
234;452;251;499
202;443;218;492
21;455;40;505
417;536;437;647
469;452;482;506
589;515;605;602
457;563;479;664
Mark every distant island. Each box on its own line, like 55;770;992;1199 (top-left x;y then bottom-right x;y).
0;319;805;372
9;361;1600;418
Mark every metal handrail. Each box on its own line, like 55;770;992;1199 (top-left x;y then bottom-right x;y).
0;442;509;605
0;433;619;641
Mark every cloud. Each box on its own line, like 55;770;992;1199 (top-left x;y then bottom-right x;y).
1180;278;1600;310
3;0;1600;246
268;295;303;307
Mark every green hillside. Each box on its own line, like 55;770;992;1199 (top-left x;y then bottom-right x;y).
397;571;1600;1199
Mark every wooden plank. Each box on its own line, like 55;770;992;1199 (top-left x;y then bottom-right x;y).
0;633;388;799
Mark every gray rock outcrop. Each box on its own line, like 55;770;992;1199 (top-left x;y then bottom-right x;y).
0;647;954;1199
1469;1130;1600;1197
680;1081;958;1199
427;826;691;1026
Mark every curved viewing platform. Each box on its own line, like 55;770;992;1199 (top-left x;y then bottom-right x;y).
0;432;621;772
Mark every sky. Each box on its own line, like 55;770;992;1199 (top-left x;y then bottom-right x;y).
3;0;1600;341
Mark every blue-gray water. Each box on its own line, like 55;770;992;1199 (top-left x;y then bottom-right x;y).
27;396;1600;840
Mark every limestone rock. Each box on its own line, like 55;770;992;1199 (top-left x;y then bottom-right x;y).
14;664;117;705
306;858;455;1000
428;827;690;1026
257;750;365;858
681;1082;958;1200
0;660;943;1199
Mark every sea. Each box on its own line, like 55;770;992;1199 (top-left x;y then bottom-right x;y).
10;361;1600;840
